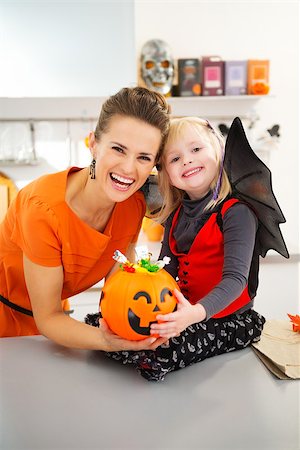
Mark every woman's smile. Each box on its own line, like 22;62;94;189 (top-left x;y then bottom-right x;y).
110;172;135;191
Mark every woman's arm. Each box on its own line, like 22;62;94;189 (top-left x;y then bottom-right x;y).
23;255;166;351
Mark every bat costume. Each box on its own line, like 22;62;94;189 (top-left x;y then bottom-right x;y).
85;118;288;381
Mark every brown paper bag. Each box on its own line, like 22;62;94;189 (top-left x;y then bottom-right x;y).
252;319;300;380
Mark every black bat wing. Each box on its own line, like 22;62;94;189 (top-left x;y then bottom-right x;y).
224;117;289;258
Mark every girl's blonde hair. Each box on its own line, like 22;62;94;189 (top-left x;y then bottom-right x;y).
157;117;231;224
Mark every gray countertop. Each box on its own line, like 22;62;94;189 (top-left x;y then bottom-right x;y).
1;335;299;450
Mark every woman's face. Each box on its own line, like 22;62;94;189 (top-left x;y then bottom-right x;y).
163;125;218;200
90;114;161;203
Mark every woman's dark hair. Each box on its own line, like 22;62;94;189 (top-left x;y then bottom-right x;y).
94;87;171;161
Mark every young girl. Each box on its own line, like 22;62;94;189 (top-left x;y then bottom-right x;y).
99;116;266;381
151;117;265;338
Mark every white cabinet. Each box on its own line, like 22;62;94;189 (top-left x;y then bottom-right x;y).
0;95;267;121
0;95;268;167
167;95;275;166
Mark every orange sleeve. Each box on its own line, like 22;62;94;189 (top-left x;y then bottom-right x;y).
11;196;62;267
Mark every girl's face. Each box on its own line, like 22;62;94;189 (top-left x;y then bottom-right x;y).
89;114;161;204
164;125;218;200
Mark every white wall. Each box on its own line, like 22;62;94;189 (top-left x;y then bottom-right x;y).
0;0;299;254
0;0;136;189
135;0;299;255
0;0;136;96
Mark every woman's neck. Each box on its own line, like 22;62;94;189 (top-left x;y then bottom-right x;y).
65;168;115;232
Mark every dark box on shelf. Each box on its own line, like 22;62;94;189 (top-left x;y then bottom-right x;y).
178;59;201;96
224;60;247;95
202;56;224;96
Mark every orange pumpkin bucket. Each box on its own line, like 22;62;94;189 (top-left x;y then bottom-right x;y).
101;251;179;340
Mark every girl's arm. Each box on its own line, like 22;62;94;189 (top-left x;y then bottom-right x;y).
23;254;166;351
151;204;257;338
199;203;258;319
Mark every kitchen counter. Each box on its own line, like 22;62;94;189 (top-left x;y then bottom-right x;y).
1;335;299;450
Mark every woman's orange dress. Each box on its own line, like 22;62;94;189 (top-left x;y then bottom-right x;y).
0;168;145;337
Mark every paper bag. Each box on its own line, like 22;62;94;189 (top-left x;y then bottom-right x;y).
252;319;300;379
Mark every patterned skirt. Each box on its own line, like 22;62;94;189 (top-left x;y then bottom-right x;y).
85;309;265;382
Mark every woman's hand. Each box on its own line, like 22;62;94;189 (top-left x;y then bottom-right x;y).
150;289;207;339
99;318;169;352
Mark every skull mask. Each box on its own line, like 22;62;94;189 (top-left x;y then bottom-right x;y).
140;39;174;96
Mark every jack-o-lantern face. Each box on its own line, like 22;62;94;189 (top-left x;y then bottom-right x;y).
100;269;179;341
128;287;175;336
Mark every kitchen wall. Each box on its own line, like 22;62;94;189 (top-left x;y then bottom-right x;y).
0;0;136;184
0;0;299;254
0;0;136;97
134;0;299;255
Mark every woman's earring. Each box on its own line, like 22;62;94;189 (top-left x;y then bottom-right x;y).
89;159;96;179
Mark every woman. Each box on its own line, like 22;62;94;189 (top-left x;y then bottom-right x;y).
0;86;170;352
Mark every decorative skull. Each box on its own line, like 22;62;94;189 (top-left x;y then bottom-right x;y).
140;39;174;96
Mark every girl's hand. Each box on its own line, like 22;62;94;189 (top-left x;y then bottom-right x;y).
99;318;169;352
150;289;207;339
